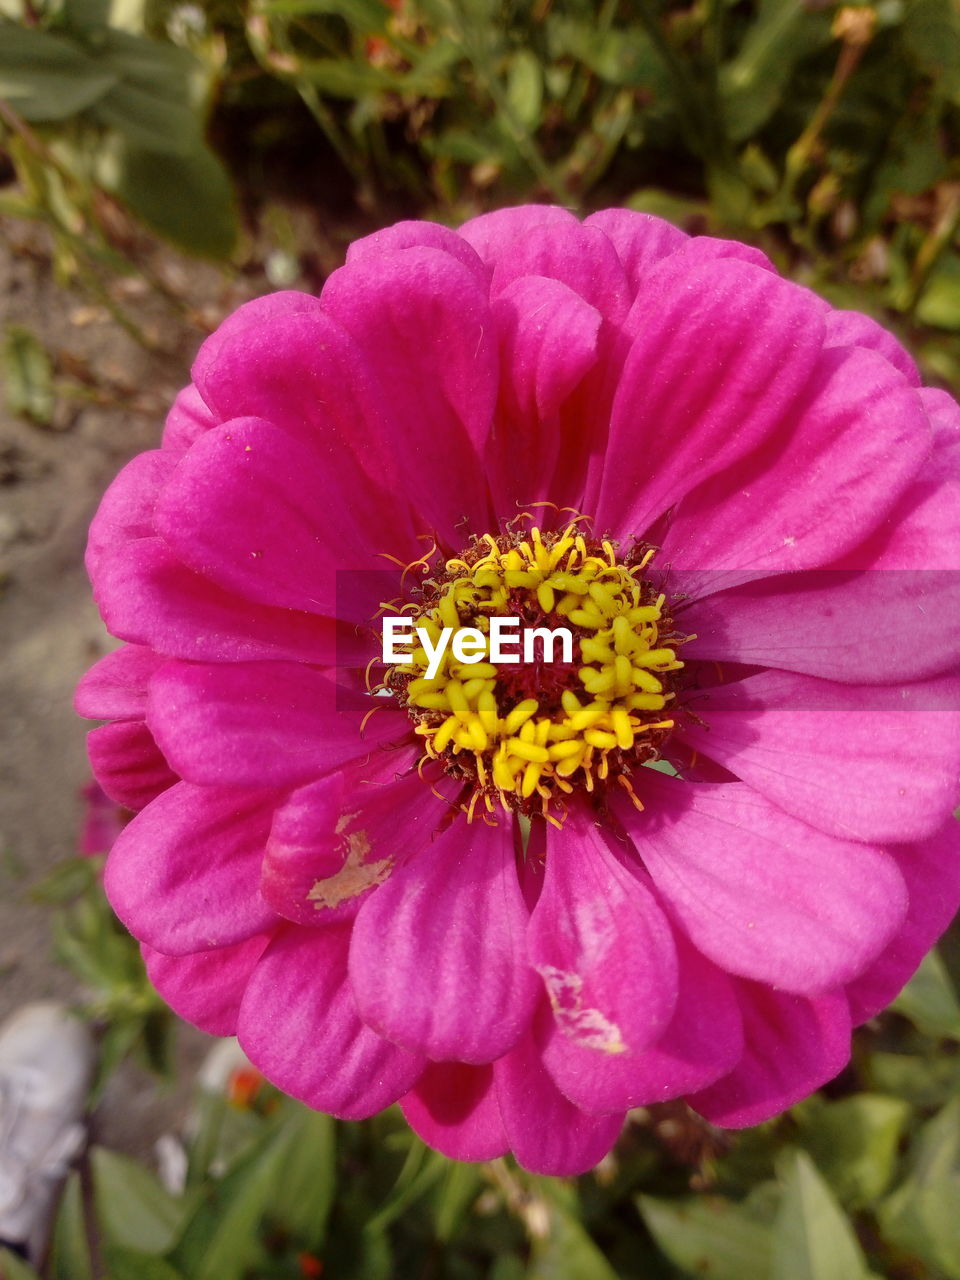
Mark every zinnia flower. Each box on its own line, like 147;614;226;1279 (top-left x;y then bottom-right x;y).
78;778;129;856
77;206;960;1175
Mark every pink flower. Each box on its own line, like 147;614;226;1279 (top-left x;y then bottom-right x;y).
78;778;130;856
76;206;960;1175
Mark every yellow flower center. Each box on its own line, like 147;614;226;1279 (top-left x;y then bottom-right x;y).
383;522;687;825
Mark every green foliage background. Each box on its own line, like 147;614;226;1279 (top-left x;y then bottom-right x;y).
3;0;960;1275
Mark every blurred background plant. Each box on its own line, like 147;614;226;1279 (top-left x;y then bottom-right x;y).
3;0;960;1275
3;0;960;375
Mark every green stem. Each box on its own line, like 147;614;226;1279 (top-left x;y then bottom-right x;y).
297;82;370;188
783;31;866;201
904;188;960;317
704;0;724;77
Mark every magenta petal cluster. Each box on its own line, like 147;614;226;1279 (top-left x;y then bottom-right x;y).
78;206;960;1175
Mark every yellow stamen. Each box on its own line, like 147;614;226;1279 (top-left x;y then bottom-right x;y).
383;520;683;819
504;699;539;734
506;739;550;763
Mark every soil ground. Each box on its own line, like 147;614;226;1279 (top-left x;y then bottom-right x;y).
0;224;254;1155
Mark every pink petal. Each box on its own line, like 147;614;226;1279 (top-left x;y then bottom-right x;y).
527;808;678;1063
349;817;538;1063
401;1063;509;1162
683;569;960;683
190;290;325;397
680;669;960;842
833;386;960;571
75;645;163;721
347;220;490;284
584;209;688;294
94;538;348;666
104;781;280;954
142;935;269;1036
153;418;387;614
614;776;908;994
518;818;547;912
689;985;851;1128
846;821;960;1023
463;214;630;323
190;307;418;547
78;780;126;855
262;751;452;926
146;660;405;787
494;1023;624;1175
627;234;776;297
596;259;826;539
824;309;920;385
321;246;497;543
238;922;427;1120
660;344;932;576
87;720;178;811
542;924;743;1113
458;205;585;260
161;383;218;453
493;276;602;423
85;450;176;578
486;275;602;510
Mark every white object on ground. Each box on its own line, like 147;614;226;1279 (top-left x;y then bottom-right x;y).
0;1002;95;1263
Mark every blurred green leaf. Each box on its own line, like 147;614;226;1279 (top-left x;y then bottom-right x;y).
86;31;202;153
90;1017;151;1105
0;23;117;120
47;1172;93;1280
639;1192;774;1280
100;1248;186;1280
505;50;543;132
356;1227;393;1280
870;1049;960;1108
547;16;664;89
903;0;960;98
258;0;389;30
423;126;503;165
739;142;779;195
916;254;960;330
3;324;54;426
798;1094;910;1209
879;1096;960;1278
95;135;238;258
490;1258;527;1280
91;1147;186;1254
528;1192;620;1280
772;1149;868;1280
0;1249;43;1280
30;857;100;906
364;1141;449;1234
139;1007;175;1078
433;1160;483;1244
50;885;145;995
719;0;831;141
917;335;960;383
59;0;111;37
173;1122;295;1280
263;1108;336;1250
892;948;960;1040
862;99;947;229
277;53;450;98
626;188;711;229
